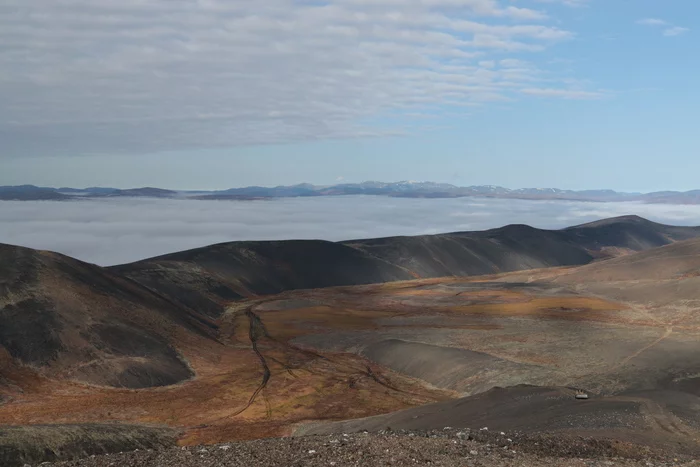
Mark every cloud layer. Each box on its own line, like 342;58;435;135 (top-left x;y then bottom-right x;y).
2;197;700;266
1;0;598;156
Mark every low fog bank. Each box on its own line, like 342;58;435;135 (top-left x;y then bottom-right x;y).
2;196;700;266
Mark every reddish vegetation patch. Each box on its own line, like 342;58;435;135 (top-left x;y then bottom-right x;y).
435;296;627;324
382;324;503;331
0;276;631;447
0;299;449;446
259;306;395;339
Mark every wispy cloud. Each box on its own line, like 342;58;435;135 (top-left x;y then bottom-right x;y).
0;0;601;157
636;18;669;26
663;26;690;37
2;197;700;266
520;87;605;99
533;0;590;7
637;18;690;36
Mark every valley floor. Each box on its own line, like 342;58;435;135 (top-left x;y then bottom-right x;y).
5;247;700;463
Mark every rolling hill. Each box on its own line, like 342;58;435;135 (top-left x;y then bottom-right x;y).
111;215;700;318
3;215;700;465
553;236;700;283
109;240;413;318
2;214;699;392
0;243;216;389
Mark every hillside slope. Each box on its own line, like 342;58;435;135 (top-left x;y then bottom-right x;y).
342;224;592;277
113;216;700;317
554;237;700;283
296;385;700;455
0;243;216;389
110;240;414;318
4;216;699;386
346;215;700;276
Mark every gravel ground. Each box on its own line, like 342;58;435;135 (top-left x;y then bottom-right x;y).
40;429;698;467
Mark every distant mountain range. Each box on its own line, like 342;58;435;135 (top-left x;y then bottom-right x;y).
2;181;700;204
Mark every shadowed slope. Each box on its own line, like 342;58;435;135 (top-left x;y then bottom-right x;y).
112;216;700;318
110;240;414;318
345;215;700;276
343;224;592;277
563;215;700;256
5;218;700;463
0;243;217;389
4;216;699;384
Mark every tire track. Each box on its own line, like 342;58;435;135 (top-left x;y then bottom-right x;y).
612;395;699;441
229;300;436;418
229;309;271;418
610;327;673;372
248;303;438;399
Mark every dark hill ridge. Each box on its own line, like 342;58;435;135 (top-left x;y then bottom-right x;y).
0;243;216;389
563;215;700;251
342;224;591;278
111;216;700;316
3;215;700;390
109;240;412;318
345;215;700;276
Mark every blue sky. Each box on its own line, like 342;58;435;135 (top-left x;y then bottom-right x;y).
1;0;697;191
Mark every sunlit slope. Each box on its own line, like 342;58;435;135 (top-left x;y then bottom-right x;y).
555;237;700;283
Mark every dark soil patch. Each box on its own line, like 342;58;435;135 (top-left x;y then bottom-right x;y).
0;298;63;365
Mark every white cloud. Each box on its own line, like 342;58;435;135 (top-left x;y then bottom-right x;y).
532;0;589;7
520;87;604;99
637;18;689;37
663;26;690;37
2;197;700;266
636;18;669;26
0;0;599;156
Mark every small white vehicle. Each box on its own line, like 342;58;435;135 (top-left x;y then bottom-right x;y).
575;391;589;400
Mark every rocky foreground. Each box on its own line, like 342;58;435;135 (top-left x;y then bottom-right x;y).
42;429;698;467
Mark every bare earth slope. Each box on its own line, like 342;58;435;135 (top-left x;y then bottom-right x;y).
112;215;700;319
110;240;414;318
296;385;700;455
555;237;700;283
0;243;216;389
289;239;700;456
345;215;700;275
4;216;700;465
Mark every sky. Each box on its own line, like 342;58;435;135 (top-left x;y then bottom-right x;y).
1;0;698;191
4;197;700;266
